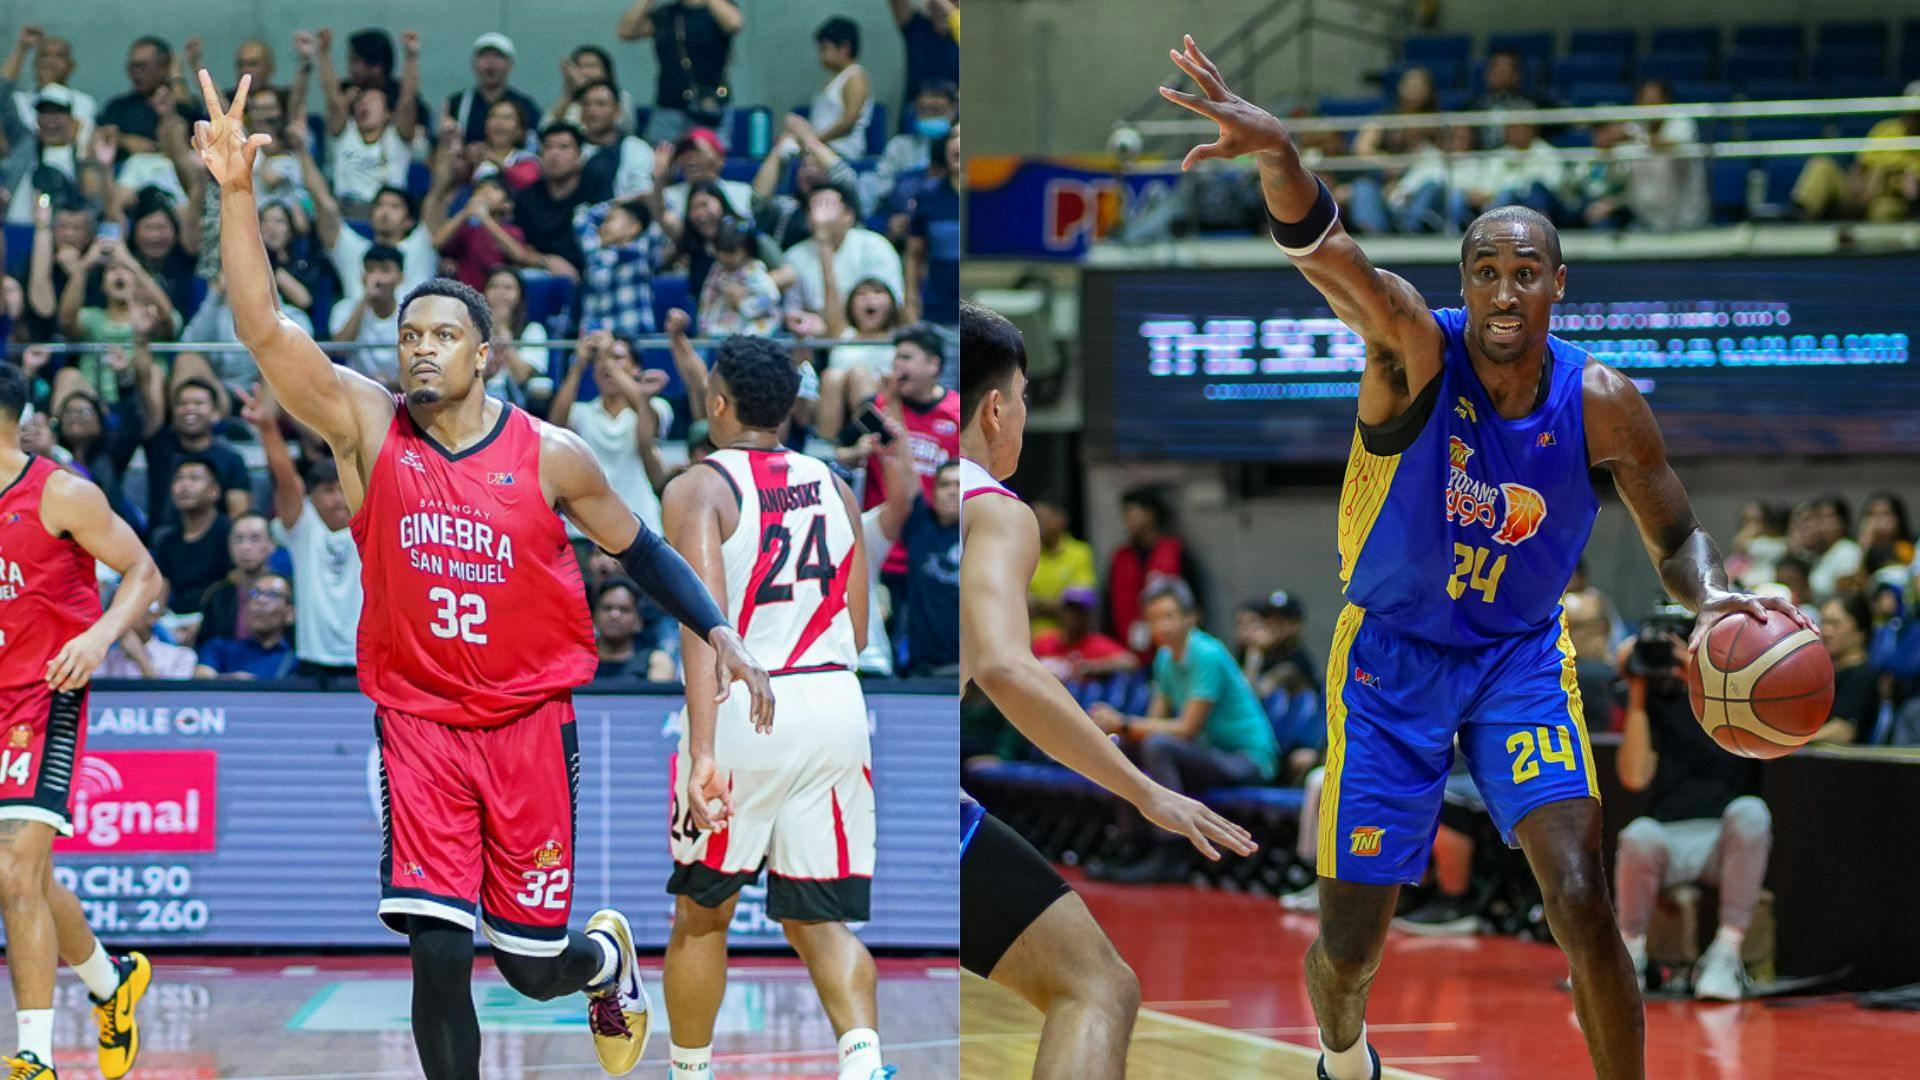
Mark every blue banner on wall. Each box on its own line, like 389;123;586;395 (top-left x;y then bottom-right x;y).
966;156;1176;260
33;689;955;951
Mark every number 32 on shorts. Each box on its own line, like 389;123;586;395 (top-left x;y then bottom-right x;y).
1507;725;1578;784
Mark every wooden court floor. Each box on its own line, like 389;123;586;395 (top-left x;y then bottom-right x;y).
0;954;957;1078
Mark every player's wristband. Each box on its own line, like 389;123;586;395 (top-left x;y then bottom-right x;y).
612;524;729;640
1266;177;1339;257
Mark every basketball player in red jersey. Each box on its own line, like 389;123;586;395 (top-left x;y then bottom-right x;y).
194;72;773;1079
659;336;891;1080
0;363;162;1080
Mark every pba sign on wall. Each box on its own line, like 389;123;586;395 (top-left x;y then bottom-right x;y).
12;689;956;951
967;155;1174;260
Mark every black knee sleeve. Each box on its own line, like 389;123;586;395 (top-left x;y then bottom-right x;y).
494;931;606;1001
406;916;480;1080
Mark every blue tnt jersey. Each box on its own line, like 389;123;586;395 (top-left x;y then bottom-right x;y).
1336;308;1599;647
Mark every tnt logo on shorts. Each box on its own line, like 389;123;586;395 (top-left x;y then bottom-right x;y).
1349;826;1385;857
534;838;564;868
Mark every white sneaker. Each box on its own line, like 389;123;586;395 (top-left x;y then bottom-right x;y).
1280;884;1321;912
1693;941;1747;1002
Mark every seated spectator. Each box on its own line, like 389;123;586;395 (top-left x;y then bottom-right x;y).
1469;48;1545;147
576;79;655;200
48;382;142;519
1794;87;1920;222
1089;577;1279;883
1795;495;1864;602
141;377;252;528
590;577;675;681
197;510;287;645
853;325;958;528
755;114;863;249
93;584;195;679
459;100;543;190
432;175;536;290
1770;553;1815;613
575;196;667;336
1469;122;1571;225
1348;125;1477;235
293;117;442;304
513;122;612;277
1108;486;1207;661
1728;500;1789;591
1235;590;1318;698
121;186;201;315
545;46;637;138
818;278;907;440
318;31;421;213
807;17;872;159
1613;78;1709;232
181;271;316;392
149;457;234;622
243;386;361;678
237;83;308;207
658;127;755;220
1343;66;1440;234
58;240;180;401
1032;587;1137;682
4;27;99;148
695;218;781;337
1814;592;1880;744
1028;500;1096;634
1858;492;1914;576
1;80;103;225
615;0;744;143
444;33;540;147
194;572;298;679
865;80;956;226
660;179;739;301
332;246;405;385
777;181;904;323
905;125;959;324
1614;625;1770;1000
256;198;332;324
548;329;671;533
97;37;199;201
309;28;431;136
480;266;549;402
21;198;99;341
872;441;959;675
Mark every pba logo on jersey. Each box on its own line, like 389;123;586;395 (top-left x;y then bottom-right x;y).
1445;437;1550;547
1350;826;1385;857
1454;396;1477;422
1535;430;1557;448
400;449;427;473
7;723;29;749
1352;665;1381;688
486;472;516;486
534;838;564;868
403;861;427;879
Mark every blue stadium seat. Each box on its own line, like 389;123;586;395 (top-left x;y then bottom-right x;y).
1670;80;1733;102
1904;50;1920;82
2;224;30;277
1825;76;1902;99
1317;94;1387;117
1471;57;1542;93
1763;155;1810;205
1436;89;1472;111
718;157;760;185
1639;52;1713;83
1485;31;1554;64
1707;159;1751;221
726;105;772;159
1817;22;1888;52
1567;29;1636;58
1746;116;1828;141
633;105;651;137
1732;25;1803;55
1378;59;1462;93
1403;33;1472;67
1201;786;1306;812
1565;82;1632;107
1649;27;1719;55
405;161;432;202
1829;112;1882;139
1725;47;1800;85
651;273;692;333
1811;46;1887;82
1549;126;1594;148
1554;54;1630;90
523;274;575;331
865;103;890;157
1735;77;1815;100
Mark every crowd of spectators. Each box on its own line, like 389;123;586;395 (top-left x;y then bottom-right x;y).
0;6;961;683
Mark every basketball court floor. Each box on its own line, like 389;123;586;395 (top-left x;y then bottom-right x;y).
962;871;1920;1079
0;955;957;1078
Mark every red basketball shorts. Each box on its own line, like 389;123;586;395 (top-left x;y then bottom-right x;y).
0;685;87;836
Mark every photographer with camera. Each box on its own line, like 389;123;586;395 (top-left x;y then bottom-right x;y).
1612;602;1771;1001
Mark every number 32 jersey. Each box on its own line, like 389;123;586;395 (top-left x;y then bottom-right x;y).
352;399;596;727
701;448;859;674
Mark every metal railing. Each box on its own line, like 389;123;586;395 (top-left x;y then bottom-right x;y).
20;335;870;355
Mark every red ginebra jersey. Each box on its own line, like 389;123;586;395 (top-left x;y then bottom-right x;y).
702;448;859;674
0;456;102;692
351;399;596;727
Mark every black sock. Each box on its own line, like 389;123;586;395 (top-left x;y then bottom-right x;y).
494;931;610;1001
406;916;481;1080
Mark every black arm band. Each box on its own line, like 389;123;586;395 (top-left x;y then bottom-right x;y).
1266;177;1339;256
614;524;730;640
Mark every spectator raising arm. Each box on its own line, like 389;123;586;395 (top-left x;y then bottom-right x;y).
195;71;395;475
873;409;917;542
616;1;660;41
307;29;350;139
547;328;609;427
284;120;342;250
599;355;672;497
25;198;59;323
663;308;709;418
394;31;423;143
238;382;306;531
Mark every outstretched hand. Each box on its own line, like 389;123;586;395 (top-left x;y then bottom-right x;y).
191;70;272;189
1160;35;1291;171
1138;785;1258;860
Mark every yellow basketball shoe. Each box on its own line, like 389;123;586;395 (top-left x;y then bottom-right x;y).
93;951;150;1079
1;1051;54;1079
584;909;651;1075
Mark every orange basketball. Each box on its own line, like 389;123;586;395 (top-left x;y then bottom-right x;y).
1686;609;1833;759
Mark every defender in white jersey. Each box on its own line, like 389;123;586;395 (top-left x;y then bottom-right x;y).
660;337;893;1080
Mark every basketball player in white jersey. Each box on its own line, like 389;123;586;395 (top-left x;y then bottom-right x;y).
661;336;893;1080
959;301;1255;1077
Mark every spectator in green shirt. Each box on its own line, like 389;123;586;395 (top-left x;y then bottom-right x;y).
1090;577;1278;883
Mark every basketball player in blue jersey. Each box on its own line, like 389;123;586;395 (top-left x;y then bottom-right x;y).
1161;38;1809;1080
959;302;1255;1078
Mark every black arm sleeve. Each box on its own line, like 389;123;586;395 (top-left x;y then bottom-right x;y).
612;522;730;640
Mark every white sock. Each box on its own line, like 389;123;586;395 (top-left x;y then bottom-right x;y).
588;930;620;988
1713;925;1746;953
1320;1022;1372;1080
836;1027;883;1079
73;942;120;1000
16;1009;52;1063
1622;933;1648;971
670;1042;712;1075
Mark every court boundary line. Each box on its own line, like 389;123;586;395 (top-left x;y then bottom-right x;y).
1135;1007;1444;1080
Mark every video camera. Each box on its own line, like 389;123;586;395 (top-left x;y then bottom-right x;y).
1628;600;1697;676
